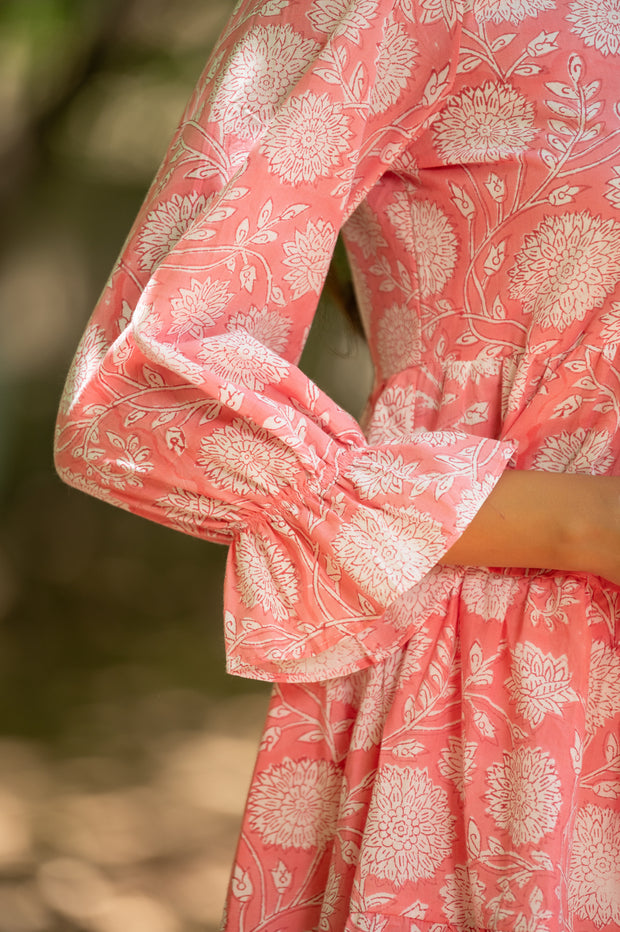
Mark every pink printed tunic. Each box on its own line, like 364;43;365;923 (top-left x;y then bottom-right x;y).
54;0;620;929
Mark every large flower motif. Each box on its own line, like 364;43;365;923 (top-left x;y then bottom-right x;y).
169;276;232;338
59;324;108;414
333;506;446;606
197;420;299;496
210;26;320;138
486;747;562;846
261;92;352;185
306;0;380;42
506;642;578;727
247;758;341;849
568;805;620;926
197;332;289;390
432;81;536;163
386;195;458;297
411;200;458;297
136;193;209;273
472;0;555;23
509;212;620;329
370;17;418;115
532;428;614;474
235;533;299;619
567;1;620;56
461;569;521;622
586;640;620;734
361;766;455;881
282;218;336;298
376;304;422;379
226;305;292;355
440;865;486;930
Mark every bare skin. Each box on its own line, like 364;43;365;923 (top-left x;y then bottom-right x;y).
440;470;620;586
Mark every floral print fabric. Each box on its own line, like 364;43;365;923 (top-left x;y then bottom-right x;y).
54;0;620;929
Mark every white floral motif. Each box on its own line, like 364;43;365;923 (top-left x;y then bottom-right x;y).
227;305;292;354
568;805;620;926
346;449;419;499
261;92;352;185
532;428;614;474
59;324;109;414
486;747;562;846
370;17;418;115
197;332;290;390
376;304;422;378
509;212;620;329
235;533;299;619
198;420;299;496
282;219;336;298
412;200;458;297
247;758;341;849
438;737;477;798
306;0;380;42
419;0;464;27
432;81;537;163
606;166;620;209
343;202;388;259
506;642;578;727
366;383;420;443
473;0;555;23
136;193;209;272
210;26;321;139
440;866;486;930
361;766;455;881
350;652;401;749
155;488;239;538
586;640;620;733
567;1;620;56
332;507;446;605
169;277;232;338
461;570;521;621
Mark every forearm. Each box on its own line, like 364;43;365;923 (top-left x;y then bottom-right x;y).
441;470;620;584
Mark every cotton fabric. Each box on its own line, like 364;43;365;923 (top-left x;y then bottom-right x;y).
55;0;620;929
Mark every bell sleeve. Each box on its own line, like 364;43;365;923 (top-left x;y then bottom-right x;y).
54;0;515;683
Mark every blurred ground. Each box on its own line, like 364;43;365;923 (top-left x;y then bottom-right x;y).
0;0;372;929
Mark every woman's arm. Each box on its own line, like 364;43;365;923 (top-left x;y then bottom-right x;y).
442;469;620;585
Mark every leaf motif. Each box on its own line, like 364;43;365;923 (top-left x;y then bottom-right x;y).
350;62;366;98
513;63;542;76
492;33;516;51
235;218;250;244
124;409;147;426
468;818;482;858
568;53;584;83
457;55;482;74
546;81;578;100
593;781;620;799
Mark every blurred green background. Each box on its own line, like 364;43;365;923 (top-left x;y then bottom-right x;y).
0;1;371;929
